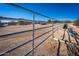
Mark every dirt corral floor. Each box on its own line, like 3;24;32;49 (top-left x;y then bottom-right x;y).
0;23;79;56
34;23;79;56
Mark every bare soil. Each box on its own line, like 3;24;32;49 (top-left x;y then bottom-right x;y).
0;23;79;56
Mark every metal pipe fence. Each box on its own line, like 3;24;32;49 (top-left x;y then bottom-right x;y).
0;3;61;56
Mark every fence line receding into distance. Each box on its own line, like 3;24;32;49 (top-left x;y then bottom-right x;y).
0;3;59;56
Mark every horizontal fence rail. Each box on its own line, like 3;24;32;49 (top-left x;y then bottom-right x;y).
25;25;62;56
25;33;52;56
5;3;52;19
0;25;53;37
0;3;61;56
0;24;61;56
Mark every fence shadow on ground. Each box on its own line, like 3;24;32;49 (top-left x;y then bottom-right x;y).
65;29;79;56
57;40;61;56
56;29;65;56
57;28;79;56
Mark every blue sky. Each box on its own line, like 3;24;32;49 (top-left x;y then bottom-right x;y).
0;3;79;22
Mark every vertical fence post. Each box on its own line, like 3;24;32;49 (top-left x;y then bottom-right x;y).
52;19;54;39
32;13;35;56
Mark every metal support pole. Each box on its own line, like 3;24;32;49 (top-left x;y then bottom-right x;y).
52;20;54;39
32;13;35;56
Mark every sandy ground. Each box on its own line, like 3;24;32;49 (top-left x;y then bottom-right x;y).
68;23;79;34
0;23;79;56
0;24;52;36
34;24;68;56
0;24;55;56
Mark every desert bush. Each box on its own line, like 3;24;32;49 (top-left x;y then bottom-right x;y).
8;22;17;25
18;20;32;25
74;19;79;26
48;20;52;23
18;20;25;25
63;20;72;23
